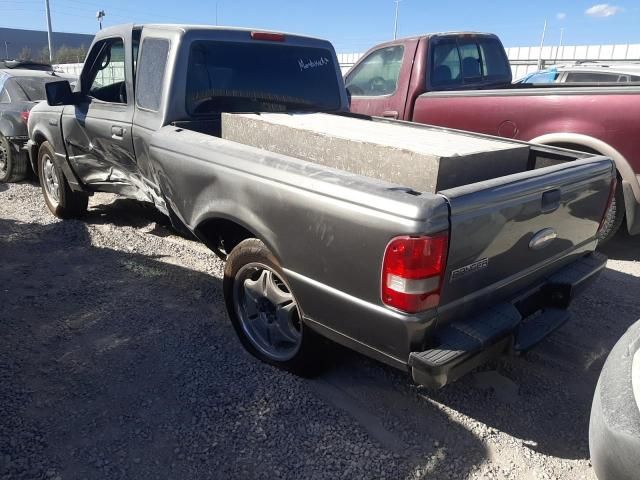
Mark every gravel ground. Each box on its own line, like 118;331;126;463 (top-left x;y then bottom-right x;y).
1;180;639;480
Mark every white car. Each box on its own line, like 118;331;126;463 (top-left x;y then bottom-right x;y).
517;62;640;84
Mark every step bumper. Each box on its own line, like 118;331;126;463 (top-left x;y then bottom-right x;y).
409;251;607;388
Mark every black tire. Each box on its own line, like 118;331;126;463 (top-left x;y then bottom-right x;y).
596;178;625;246
37;141;88;218
589;320;640;480
223;238;326;377
0;134;29;183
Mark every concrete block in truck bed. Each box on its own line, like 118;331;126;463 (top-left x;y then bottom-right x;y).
220;113;530;193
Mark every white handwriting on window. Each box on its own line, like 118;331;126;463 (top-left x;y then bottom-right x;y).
298;57;330;71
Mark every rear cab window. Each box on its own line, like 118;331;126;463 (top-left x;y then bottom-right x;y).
185;40;342;116
429;36;512;90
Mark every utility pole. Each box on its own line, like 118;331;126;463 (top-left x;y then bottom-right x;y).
215;2;218;26
45;0;54;63
537;19;547;70
96;10;106;30
393;0;401;40
555;27;565;64
4;41;9;60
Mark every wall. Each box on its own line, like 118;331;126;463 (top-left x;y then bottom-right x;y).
0;27;93;60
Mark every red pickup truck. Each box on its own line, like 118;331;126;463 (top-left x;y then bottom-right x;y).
345;33;640;242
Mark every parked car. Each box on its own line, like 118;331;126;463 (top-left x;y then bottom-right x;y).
0;60;54;72
345;33;640;243
0;69;73;182
516;62;640;84
589;319;640;480
28;24;614;388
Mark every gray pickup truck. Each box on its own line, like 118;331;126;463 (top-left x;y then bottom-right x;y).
28;24;614;388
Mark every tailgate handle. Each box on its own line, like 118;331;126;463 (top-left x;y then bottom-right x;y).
541;189;561;213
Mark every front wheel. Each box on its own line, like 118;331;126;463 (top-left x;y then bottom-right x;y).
38;141;88;218
223;238;325;376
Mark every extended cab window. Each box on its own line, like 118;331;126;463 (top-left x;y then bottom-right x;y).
430;37;511;89
136;38;170;111
85;38;127;104
185;41;341;115
345;45;404;97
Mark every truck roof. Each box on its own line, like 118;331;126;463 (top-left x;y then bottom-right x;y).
361;32;501;51
95;23;328;44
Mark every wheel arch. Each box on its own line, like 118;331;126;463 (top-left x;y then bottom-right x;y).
29;130;50;175
193;215;276;262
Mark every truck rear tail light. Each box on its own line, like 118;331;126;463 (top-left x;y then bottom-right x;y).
381;233;449;314
20;110;30;124
251;31;285;42
597;177;617;235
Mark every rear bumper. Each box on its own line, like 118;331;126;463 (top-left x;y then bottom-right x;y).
410;251;607;388
6;135;29;151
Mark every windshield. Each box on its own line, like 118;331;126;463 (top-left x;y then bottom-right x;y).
521;70;560;84
186;40;342;115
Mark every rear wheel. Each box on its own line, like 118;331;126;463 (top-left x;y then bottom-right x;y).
37;141;88;218
597;180;624;246
0;134;29;183
223;238;325;376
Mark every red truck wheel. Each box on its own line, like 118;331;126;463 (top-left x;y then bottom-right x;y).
597;181;625;245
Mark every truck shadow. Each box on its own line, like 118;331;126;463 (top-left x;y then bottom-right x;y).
0;217;487;480
319;262;640;463
84;196;175;237
600;229;640;261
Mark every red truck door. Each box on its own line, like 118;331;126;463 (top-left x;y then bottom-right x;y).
345;39;418;119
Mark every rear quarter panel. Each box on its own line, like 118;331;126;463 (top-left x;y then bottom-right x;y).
148;126;451;362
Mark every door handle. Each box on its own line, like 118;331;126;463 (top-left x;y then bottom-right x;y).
381;110;399;119
541;189;561;213
111;126;125;138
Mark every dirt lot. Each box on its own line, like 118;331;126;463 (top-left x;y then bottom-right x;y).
1;180;639;480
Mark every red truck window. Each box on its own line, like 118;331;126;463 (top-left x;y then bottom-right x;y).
430;37;511;90
345;45;404;97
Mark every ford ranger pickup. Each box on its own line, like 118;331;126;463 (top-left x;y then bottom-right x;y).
28;24;614;388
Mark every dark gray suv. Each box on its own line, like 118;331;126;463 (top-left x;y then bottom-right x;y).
0;69;73;182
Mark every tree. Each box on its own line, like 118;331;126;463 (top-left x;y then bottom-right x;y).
53;44;87;64
38;46;51;64
18;47;32;61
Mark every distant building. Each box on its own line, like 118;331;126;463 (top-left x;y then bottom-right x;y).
0;27;93;62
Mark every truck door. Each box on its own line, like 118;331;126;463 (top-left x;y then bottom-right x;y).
345;40;418;119
62;34;136;187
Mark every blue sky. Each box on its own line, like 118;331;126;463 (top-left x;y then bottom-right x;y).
2;0;639;52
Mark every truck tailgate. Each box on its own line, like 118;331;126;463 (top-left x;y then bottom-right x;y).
436;157;614;321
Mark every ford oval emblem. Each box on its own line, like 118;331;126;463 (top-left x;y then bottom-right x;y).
529;228;558;250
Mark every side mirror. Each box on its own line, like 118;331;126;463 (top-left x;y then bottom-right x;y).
45;80;76;106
